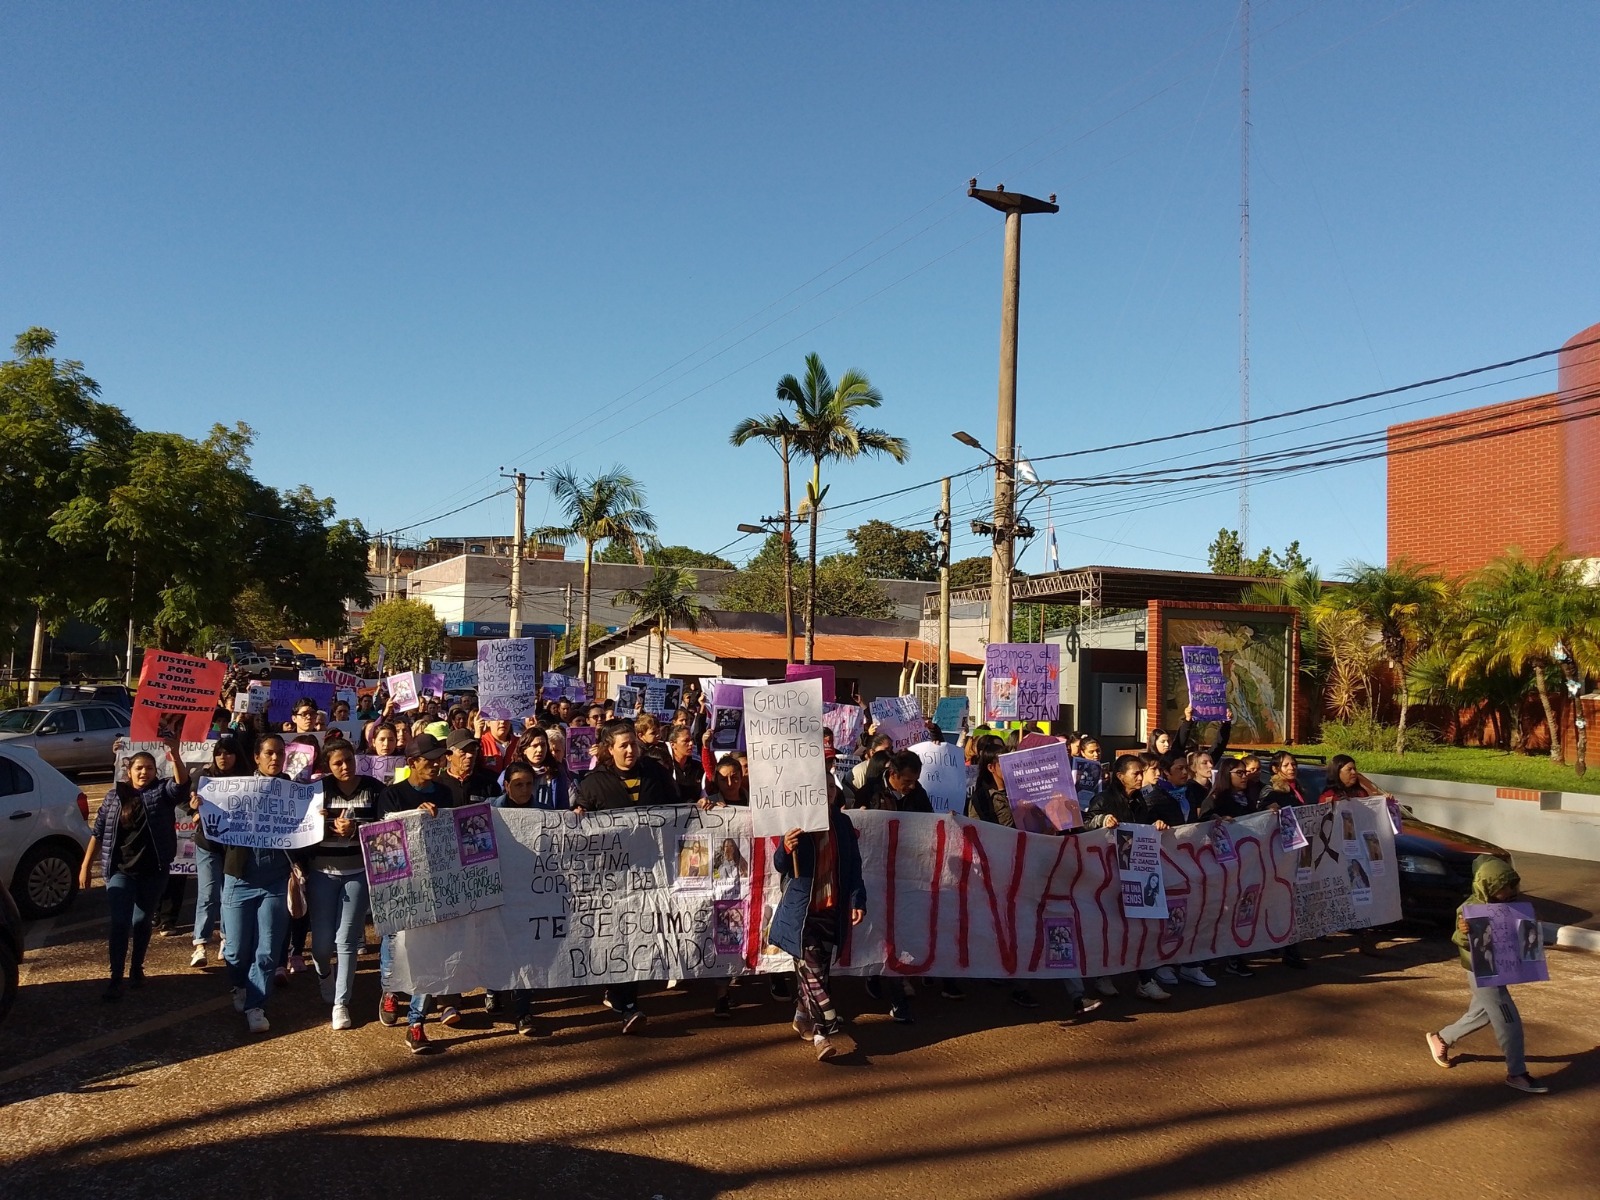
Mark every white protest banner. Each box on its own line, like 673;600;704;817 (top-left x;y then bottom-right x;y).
440;659;479;692
197;776;323;849
113;738;216;782
1116;823;1168;919
744;677;829;837
322;666;362;692
387;801;1401;995
361;802;505;937
298;668;324;683
356;754;405;784
911;740;969;814
869;695;925;752
387;672;420;713
477;638;539;722
131;650;226;741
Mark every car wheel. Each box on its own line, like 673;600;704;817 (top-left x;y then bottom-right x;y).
13;843;79;920
0;939;17;1025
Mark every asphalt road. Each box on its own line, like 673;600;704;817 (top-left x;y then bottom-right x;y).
4;859;1597;1200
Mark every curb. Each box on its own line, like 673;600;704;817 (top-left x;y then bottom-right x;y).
1540;921;1600;953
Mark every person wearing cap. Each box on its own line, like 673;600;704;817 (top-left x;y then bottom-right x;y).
376;733;459;1052
439;728;501;807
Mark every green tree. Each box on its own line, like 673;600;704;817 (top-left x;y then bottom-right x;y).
1328;558;1452;755
720;535;891;619
782;353;909;663
614;566;710;676
551;623;610;666
359;598;447;670
847;519;937;581
948;555;992;590
730;407;803;662
537;465;657;683
1208;528;1309;578
1453;548;1600;772
597;542;735;570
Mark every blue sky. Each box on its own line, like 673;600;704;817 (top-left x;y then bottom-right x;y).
5;1;1597;578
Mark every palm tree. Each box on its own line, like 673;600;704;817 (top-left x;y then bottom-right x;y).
614;566;710;676
780;353;909;663
536;466;656;684
1454;548;1600;773
729;409;802;663
1330;559;1452;754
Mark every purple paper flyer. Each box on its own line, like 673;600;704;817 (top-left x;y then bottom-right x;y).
362;820;413;885
1462;901;1549;987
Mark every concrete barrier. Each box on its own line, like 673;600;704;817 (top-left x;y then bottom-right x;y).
1369;772;1600;862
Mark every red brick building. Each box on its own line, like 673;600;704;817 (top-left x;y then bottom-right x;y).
1387;320;1600;576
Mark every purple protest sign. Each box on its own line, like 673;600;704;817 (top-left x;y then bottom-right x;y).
1461;901;1549;987
268;680;335;727
566;725;597;772
996;741;1082;833
785;663;837;703
983;643;1060;723
1180;644;1228;722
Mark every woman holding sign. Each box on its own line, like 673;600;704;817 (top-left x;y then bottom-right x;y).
221;734;296;1035
187;735;249;969
78;733;192;1001
311;742;384;1030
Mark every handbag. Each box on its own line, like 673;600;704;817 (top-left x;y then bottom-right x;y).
287;866;308;919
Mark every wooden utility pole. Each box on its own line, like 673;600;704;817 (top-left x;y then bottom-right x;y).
938;476;951;693
969;180;1058;647
505;471;527;639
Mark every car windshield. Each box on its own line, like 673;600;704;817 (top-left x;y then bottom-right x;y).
0;709;47;733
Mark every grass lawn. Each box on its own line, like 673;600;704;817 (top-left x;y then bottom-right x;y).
1287;743;1600;795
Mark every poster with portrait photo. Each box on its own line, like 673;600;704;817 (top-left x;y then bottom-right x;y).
713;898;746;955
454;805;499;867
673;833;713;891
710;835;751;899
1462;901;1549;987
1043;917;1079;971
1361;831;1385;874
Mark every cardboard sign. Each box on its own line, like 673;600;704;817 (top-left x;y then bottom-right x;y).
983;643;1060;723
869;695;925;753
997;742;1082;833
932;696;970;742
269;680;335;726
1462;900;1549;988
1181;644;1228;722
131;650;225;741
478;639;539;722
387;672;420;713
785;663;837;703
745;677;829;837
911;740;969;814
197;776;323;849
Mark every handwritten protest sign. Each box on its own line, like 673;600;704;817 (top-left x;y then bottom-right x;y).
298;668;324;683
983;643;1060;723
785;663;837;702
1116;823;1168;919
1181;644;1229;721
113;738;214;781
387;804;1400;995
356;754;405;784
1461;900;1548;987
540;671;587;702
933;695;970;742
478;638;539;722
131;650;225;741
440;659;479;692
233;688;269;715
322;666;362;692
269;680;335;726
362;802;505;937
997;741;1081;832
644;679;683;718
911;740;968;814
822;703;864;754
745;677;828;837
171;819;198;876
386;672;420;713
566;725;597;772
869;695;925;752
197;776;323;849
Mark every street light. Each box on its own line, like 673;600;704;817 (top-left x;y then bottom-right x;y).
952;430;983;450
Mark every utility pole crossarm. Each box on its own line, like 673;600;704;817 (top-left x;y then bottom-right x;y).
967;182;1060;216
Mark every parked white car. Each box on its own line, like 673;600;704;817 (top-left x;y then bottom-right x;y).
0;744;90;919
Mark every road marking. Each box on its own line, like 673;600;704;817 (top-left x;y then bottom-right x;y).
0;995;233;1089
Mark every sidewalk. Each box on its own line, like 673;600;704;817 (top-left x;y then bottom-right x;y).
1514;850;1600;950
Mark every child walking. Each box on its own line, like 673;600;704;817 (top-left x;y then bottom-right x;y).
1425;855;1548;1094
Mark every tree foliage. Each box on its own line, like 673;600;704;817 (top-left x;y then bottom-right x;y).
948;555;992;590
720;535;892;619
846;519;937;581
597;541;734;570
359;598;448;671
614;565;711;675
1207;528;1309;577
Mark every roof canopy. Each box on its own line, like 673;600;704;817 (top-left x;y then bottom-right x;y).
928;564;1267;616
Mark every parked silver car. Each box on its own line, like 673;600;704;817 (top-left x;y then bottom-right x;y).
0;743;89;919
0;703;130;773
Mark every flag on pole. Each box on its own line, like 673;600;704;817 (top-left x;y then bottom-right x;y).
1047;523;1059;570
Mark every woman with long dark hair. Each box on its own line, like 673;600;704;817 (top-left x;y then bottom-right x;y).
187;735;248;968
221;733;296;1034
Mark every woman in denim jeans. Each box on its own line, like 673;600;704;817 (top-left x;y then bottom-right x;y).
186;735;247;968
78;733;191;1000
311;742;383;1030
221;734;295;1035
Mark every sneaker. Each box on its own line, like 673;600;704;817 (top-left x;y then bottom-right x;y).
621;1007;647;1035
1010;988;1039;1009
1092;977;1118;997
101;981;124;1002
1153;967;1179;987
317;968;337;1004
245;1007;270;1034
128;966;145;989
331;1004;353;1031
379;992;400;1026
484;992;501;1016
940;981;966;1000
1134;980;1171;1002
1425;1032;1451;1069
1177;965;1217;988
792;1013;815;1040
1224;959;1255;978
712;995;732;1019
190;944;208;969
888;1000;913;1024
439;1006;462;1028
231;986;247;1013
1070;996;1105;1017
516;1014;544;1038
1504;1074;1549;1094
406;1023;434;1054
814;1034;839;1061
287;952;307;975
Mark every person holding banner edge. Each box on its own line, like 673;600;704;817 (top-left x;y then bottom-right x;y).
79;732;192;1001
311;742;383;1030
220;734;296;1035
